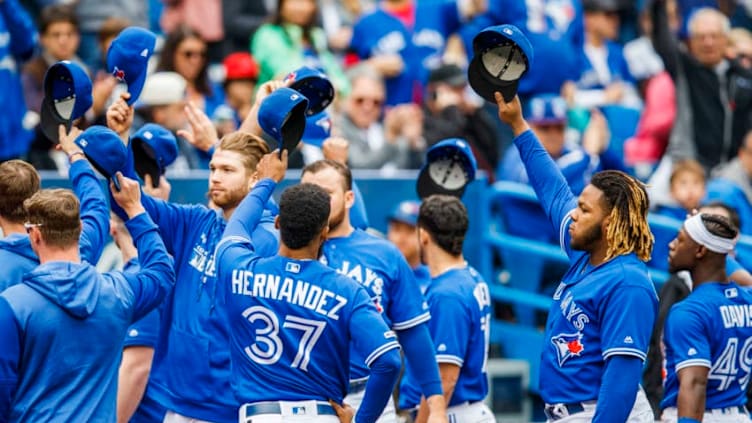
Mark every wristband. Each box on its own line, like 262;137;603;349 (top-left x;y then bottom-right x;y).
678;418;701;423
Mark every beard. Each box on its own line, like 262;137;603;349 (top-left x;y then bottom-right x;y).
328;204;346;232
212;184;249;210
570;222;603;251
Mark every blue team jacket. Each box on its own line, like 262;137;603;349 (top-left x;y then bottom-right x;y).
0;159;109;292
0;213;175;422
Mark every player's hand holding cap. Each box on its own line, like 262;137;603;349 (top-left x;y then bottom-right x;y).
468;24;533;102
283;66;335;116
73;125;129;191
258;87;309;155
301;111;332;147
40;61;93;144
107;27;157;105
130;123;179;188
417;138;478;199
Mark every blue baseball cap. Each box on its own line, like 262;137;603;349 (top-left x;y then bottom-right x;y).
74;126;128;191
107;27;156;105
40;61;93;144
302;111;332;147
388;200;421;227
417;138;478;199
283;66;335;116
258;87;309;155
131;124;178;188
523;94;568;125
468;24;533;102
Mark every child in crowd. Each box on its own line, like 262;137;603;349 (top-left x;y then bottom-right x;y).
655;159;706;220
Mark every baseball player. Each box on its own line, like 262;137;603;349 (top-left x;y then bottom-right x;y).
300;160;447;422
496;92;657;422
107;90;280;423
0;127;109;290
661;213;752;422
386;200;431;294
215;151;402;423
0;173;175;422
400;195;494;422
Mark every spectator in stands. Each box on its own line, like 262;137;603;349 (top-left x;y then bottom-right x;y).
96;17;130;71
74;0;148;71
651;3;752;173
707;130;752;237
654;159;706;221
157;25;225;119
728;27;752;70
422;63;499;180
0;0;36;163
251;0;349;95
160;0;224;62
499;94;620;196
386;200;431;294
221;0;269;57
336;64;423;170
564;0;641;110
222;52;259;124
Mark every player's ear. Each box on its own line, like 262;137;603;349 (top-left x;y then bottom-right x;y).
344;189;355;210
320;223;330;242
695;244;707;260
274;215;280;230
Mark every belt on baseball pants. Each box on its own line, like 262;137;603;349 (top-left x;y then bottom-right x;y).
348;379;368;394
707;405;749;415
240;401;337;417
544;401;595;421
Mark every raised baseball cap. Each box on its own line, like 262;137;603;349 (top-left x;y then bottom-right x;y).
468;24;533;102
131;123;178;188
107;27;157;105
388;200;421;227
417;138;478;199
40;61;93;144
73;126;128;191
224;52;259;81
258;87;309;155
283;66;335;116
302;111;332;147
523;94;568;125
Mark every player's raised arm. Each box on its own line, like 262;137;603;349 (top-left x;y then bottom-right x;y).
495;92;578;249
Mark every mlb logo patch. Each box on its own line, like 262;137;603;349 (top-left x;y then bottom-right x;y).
551;332;585;366
286;262;301;273
292;406;307;415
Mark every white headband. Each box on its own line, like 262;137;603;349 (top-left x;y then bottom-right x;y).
684;213;736;254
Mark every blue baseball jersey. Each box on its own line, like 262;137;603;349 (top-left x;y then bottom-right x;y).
576;41;634;91
321;229;430;381
350;0;461;105
216;180;400;404
511;129;658;405
661;282;752;410
400;265;491;408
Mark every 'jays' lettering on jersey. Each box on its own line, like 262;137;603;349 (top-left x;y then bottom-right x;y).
215;180;400;405
661;282;752;411
321;229;430;381
400;265;492;408
512;129;658;405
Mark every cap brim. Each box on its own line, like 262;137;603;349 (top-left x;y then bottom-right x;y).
125;70;148;106
85;152;121;191
416;164;468;199
280;100;309;155
468;56;519;103
40;97;71;144
132;139;161;187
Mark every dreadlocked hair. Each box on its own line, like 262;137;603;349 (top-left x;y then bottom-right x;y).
589;170;653;262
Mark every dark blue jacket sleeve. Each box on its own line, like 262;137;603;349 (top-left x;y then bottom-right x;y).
397;323;443;397
355;348;402;423
0;297;20;423
123;212;176;321
0;0;36;59
592;355;643;423
215;179;277;268
69;160;110;265
513;130;578;252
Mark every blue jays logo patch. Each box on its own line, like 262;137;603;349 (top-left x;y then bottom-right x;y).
551;332;584;366
284;72;297;84
112;66;125;82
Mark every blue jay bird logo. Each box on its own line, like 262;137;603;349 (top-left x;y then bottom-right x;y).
551;332;585;366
